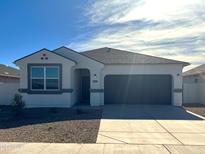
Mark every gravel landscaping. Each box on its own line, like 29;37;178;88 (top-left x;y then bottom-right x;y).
0;106;102;143
184;104;205;117
1;103;204;143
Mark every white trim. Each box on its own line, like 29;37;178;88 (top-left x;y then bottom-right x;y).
0;74;19;78
186;110;205;120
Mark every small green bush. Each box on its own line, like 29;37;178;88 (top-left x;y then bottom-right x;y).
47;126;53;131
12;94;25;111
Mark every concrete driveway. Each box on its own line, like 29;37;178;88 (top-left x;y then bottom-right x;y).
97;105;205;145
1;142;205;154
1;105;205;154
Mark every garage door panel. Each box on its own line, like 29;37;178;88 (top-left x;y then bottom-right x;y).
104;75;172;104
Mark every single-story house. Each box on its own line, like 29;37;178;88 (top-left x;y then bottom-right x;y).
0;64;19;105
14;46;189;108
183;64;205;105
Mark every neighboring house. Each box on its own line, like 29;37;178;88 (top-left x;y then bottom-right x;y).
183;64;205;105
14;46;189;108
0;64;19;105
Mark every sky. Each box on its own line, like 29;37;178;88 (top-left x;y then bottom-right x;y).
0;0;205;71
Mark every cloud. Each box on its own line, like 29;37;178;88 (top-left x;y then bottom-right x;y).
69;0;205;71
86;0;205;24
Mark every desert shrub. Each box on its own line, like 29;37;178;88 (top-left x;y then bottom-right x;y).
12;94;25;111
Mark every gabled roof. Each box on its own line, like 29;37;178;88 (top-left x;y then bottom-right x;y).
14;48;77;64
81;47;189;66
53;46;104;64
0;64;19;78
14;46;189;67
183;64;205;76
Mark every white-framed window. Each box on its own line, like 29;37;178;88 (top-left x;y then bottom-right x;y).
30;65;60;91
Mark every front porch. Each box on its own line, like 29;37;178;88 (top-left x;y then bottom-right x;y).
73;69;91;105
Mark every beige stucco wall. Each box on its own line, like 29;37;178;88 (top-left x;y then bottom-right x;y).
0;81;19;105
54;47;104;106
15;47;185;107
183;74;205;105
15;49;75;108
99;64;184;106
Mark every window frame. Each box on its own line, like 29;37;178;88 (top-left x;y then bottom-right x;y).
30;66;44;90
29;64;62;92
45;66;60;90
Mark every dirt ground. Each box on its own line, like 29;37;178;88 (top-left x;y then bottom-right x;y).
184;103;205;117
0;107;101;143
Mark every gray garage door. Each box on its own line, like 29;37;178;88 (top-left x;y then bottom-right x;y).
104;75;172;105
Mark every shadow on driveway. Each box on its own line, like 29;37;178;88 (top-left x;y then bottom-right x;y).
101;105;203;120
0;105;203;129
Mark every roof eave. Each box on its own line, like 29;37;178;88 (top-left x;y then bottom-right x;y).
0;74;20;78
182;62;190;67
14;48;50;64
14;48;77;64
54;46;104;65
103;62;191;65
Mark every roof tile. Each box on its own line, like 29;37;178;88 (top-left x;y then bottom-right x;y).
0;64;19;77
183;64;205;76
82;47;189;65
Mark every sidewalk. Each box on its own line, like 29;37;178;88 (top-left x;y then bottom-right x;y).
1;142;205;154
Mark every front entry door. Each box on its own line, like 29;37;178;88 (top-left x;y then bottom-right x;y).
82;76;90;103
